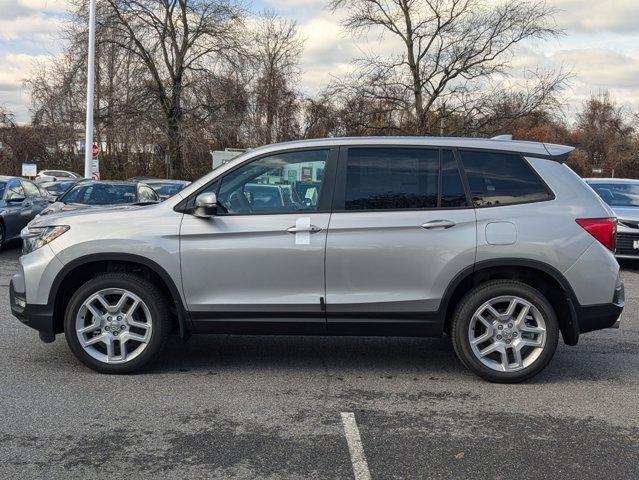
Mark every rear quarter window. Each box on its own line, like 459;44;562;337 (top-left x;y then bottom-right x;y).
460;151;552;207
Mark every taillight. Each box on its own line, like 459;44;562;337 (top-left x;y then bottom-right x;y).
576;218;617;252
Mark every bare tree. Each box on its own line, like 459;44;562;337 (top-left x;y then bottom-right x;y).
101;0;244;177
330;0;565;134
250;12;304;144
573;92;635;177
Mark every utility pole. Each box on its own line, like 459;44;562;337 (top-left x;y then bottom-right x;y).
84;0;97;179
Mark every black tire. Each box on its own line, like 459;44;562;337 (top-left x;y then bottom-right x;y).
64;272;171;374
0;222;4;251
451;280;559;383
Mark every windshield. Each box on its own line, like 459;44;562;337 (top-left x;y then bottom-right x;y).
590;182;639;207
60;183;136;205
149;182;186;197
42;181;75;194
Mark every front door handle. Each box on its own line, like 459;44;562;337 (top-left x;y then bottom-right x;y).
421;219;456;230
287;225;323;234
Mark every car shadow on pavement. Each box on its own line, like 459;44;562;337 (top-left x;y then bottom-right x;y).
143;332;634;384
153;334;464;377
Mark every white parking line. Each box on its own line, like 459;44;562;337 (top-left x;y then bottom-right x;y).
341;412;372;480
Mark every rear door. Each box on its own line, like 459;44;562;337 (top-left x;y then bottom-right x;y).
325;147;477;335
21;180;48;215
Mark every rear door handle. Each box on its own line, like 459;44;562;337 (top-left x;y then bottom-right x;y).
287;225;323;234
421;219;456;230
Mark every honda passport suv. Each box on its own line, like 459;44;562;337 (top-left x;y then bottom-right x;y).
10;137;624;382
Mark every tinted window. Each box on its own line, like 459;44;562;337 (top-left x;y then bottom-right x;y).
62;184;136;205
149;182;186;197
441;150;467;208
5;180;25;201
138;185;158;202
460;151;551;207
22;181;41;197
589;182;639;207
217;150;328;214
42;181;76;194
345;148;438;210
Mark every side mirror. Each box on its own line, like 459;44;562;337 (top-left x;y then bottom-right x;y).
7;196;26;203
193;192;218;218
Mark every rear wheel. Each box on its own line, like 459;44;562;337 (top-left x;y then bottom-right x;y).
451;280;559;383
64;272;171;373
0;223;4;251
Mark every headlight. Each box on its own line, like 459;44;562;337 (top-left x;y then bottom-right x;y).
21;225;70;254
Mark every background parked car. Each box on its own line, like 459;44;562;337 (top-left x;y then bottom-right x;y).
37;180;160;217
586;178;639;259
38;179;85;198
0;176;51;248
35;170;82;183
131;178;191;201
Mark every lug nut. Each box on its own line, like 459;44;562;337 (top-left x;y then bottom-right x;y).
107;316;112;321
506;339;511;344
113;331;119;336
496;335;502;340
120;325;125;330
117;316;122;321
498;325;503;330
513;332;518;337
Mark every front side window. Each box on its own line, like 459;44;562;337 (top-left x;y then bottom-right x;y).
5;180;25;201
217;150;328;214
138;185;158;202
460;151;551;207
22;181;41;197
345;148;438;210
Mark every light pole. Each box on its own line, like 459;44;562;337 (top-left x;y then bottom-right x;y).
83;0;97;179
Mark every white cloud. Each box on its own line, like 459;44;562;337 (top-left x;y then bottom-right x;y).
550;0;639;33
0;53;55;122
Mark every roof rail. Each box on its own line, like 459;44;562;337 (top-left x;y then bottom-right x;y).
491;134;513;140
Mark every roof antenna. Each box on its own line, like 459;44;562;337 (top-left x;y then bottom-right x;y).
491;134;513;140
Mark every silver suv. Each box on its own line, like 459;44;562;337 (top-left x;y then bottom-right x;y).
10;137;624;382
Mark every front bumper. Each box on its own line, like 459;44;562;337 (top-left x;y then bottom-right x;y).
10;279;56;342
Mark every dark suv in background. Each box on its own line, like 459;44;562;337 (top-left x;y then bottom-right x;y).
0;176;51;248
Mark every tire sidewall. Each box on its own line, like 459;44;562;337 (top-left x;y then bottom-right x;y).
452;281;559;383
64;273;169;373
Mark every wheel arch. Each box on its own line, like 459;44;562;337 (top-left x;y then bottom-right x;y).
441;259;580;346
50;253;190;339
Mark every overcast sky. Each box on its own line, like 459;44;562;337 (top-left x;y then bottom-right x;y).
2;0;639;123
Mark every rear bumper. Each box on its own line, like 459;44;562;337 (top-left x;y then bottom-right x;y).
574;282;624;334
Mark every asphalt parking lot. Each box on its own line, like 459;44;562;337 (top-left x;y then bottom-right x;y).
0;245;637;480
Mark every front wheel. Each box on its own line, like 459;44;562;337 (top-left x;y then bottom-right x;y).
451;280;559;383
64;273;171;373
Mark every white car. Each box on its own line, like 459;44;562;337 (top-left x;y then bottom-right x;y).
35;170;82;183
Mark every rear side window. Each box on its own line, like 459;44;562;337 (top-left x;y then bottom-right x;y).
441;150;467;208
460;151;551;207
345;148;438;210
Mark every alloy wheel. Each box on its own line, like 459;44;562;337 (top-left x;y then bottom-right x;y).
468;295;547;372
75;288;152;364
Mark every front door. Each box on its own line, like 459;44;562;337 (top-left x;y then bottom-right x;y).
325;147;477;335
180;148;337;333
